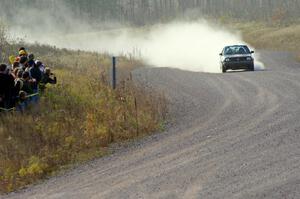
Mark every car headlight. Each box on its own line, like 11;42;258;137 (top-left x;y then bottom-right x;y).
225;58;230;62
246;57;253;61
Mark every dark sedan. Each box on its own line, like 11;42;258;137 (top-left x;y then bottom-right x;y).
219;45;255;73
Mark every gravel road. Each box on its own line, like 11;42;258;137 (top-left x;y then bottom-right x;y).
3;51;300;199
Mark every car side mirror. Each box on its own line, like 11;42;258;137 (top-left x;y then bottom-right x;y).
219;53;223;56
251;51;254;54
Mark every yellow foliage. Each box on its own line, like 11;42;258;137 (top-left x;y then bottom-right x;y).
27;163;44;176
65;136;76;148
18;168;27;178
0;43;167;193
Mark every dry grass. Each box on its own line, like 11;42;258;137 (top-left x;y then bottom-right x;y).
0;37;167;192
230;22;300;61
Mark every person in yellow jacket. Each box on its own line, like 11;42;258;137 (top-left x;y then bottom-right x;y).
18;47;28;57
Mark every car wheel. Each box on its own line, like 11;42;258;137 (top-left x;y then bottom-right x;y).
249;64;254;71
222;65;227;73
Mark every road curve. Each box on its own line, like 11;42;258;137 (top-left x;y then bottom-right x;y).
3;51;300;199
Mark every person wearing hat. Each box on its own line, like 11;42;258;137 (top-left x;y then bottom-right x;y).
18;47;28;57
17;47;28;70
19;50;28;57
19;47;26;51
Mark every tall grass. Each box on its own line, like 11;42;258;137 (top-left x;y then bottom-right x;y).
230;22;300;61
0;28;167;193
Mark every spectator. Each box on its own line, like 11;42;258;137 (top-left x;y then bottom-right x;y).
27;53;35;67
35;60;45;73
0;47;57;112
19;47;26;52
20;71;34;95
30;61;42;84
15;70;24;94
19;48;28;57
12;61;20;71
19;56;28;71
0;64;15;109
29;62;42;103
24;62;31;72
16;91;28;113
12;68;19;79
40;67;57;91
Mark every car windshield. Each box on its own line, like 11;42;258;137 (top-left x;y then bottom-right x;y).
224;46;250;55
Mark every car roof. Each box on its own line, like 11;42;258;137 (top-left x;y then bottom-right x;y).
225;45;248;48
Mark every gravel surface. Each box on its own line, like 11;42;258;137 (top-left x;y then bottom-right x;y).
3;51;300;199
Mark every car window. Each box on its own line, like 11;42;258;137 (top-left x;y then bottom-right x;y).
224;46;250;55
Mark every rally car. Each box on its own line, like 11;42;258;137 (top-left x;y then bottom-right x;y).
219;45;255;73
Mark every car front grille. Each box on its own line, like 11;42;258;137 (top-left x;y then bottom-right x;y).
229;57;248;61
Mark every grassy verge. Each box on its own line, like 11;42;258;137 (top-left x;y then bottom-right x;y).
229;21;300;61
0;42;167;193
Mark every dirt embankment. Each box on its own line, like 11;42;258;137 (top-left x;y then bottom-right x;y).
232;22;300;60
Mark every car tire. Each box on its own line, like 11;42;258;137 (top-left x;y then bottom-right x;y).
222;65;227;73
249;64;255;71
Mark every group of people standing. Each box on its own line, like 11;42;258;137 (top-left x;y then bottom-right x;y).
0;47;57;111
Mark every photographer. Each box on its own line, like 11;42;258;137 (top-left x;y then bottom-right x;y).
40;67;57;92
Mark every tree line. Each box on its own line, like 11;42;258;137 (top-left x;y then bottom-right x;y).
0;0;299;27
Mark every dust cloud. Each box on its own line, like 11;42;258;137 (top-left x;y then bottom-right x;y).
10;20;265;73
